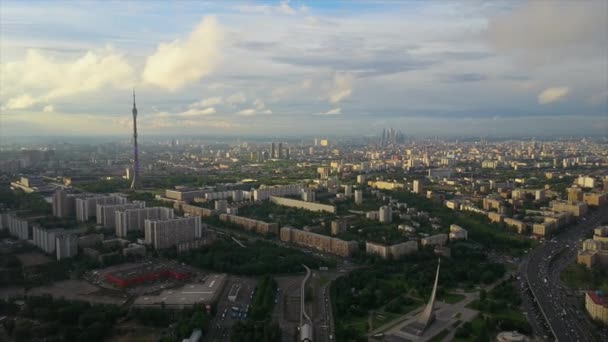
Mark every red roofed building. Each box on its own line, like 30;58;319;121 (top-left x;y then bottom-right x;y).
585;291;608;324
105;264;191;287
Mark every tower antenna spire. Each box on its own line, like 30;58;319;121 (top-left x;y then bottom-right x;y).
130;89;141;190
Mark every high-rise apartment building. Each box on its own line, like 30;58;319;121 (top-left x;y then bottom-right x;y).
144;216;203;250
52;189;75;218
413;180;423;194
379;205;392;223
97;201;145;228
115;207;174;237
56;233;78;260
354;190;363;205
76;194;127;222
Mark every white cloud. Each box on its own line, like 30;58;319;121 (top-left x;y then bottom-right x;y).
328;73;354;103
253;99;266;110
278;1;296;15
3;94;37;110
237;107;272;116
237;108;256;116
538;87;570;104
1;48;134;108
193;96;223;107
315;107;342;116
179;107;216;117
42;105;55;113
142;16;221;91
226;92;247;105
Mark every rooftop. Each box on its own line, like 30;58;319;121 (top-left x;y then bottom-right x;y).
133;273;227;307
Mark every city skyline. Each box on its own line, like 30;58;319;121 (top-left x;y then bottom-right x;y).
1;0;607;137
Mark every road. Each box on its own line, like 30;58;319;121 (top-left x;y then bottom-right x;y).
522;205;608;342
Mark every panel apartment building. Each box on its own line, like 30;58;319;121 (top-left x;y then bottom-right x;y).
97;201;145;228
144;216;203;250
280;226;358;257
116;207;174;237
76;194;127;222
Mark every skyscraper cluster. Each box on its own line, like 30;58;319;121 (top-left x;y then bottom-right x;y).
380;128;405;146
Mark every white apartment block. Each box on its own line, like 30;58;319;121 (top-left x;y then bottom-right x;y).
32;226;62;254
253;184;303;201
96;201;145;228
4;214;30;240
144;216;203;250
379;205;392;223
115;207;174;237
56;233;78;260
76;194;127;222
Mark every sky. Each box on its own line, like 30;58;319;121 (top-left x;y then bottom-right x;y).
0;0;607;137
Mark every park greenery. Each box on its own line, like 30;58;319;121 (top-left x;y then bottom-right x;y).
0;187;51;215
0;295;212;342
177;239;334;275
332;246;506;341
77;178;130;193
455;280;531;341
130;305;212;341
389;191;533;254
248;275;277;321
0;295;125;342
232;275;281;342
238;201;336;228
561;262;608;293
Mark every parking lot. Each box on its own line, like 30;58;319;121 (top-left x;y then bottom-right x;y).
204;275;258;342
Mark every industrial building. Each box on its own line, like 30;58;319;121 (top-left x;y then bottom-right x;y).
133;273;226;308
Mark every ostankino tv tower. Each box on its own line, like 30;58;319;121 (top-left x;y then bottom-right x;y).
130;89;141;190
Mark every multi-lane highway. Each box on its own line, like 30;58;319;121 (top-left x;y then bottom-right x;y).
522;205;608;342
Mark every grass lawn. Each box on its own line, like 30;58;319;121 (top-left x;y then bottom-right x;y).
341;314;369;335
370;311;401;330
438;292;466;304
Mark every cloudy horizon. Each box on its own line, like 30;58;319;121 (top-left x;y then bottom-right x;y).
1;1;607;137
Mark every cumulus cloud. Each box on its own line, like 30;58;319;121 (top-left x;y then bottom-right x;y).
538;87;570;104
179;107;216;117
42;105;55;113
237;108;256;116
196;96;223;107
226;92;247;105
142;16;221;91
3;94;36;110
237;107;272;116
315;107;342;116
1;49;134;108
328;73;354;104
